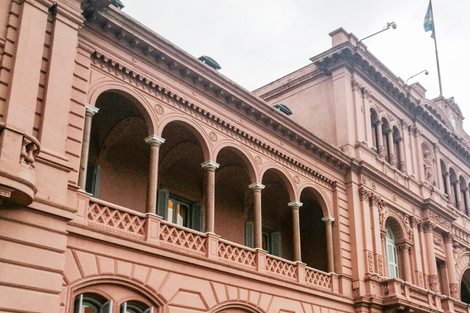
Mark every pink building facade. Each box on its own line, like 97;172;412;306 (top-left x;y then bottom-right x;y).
1;1;470;313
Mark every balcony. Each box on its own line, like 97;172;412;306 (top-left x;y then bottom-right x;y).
383;278;470;313
76;195;339;294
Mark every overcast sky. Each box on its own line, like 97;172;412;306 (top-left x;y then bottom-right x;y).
122;1;470;134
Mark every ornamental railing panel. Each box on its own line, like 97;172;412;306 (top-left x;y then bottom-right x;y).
87;199;146;239
218;239;256;268
159;221;207;255
266;255;297;280
305;266;332;289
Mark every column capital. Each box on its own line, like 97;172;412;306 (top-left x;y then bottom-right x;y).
249;182;265;190
85;104;99;116
321;216;335;223
288;201;303;208
145;135;165;146
201;160;220;169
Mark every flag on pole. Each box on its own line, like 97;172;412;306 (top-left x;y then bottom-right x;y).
424;1;435;39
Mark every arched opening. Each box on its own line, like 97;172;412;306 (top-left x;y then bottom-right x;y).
261;169;293;259
384;218;404;279
300;188;327;271
157;121;206;231
381;118;391;162
215;147;254;245
392;126;401;169
73;283;156;313
87;91;151;212
441;160;448;194
370;109;379;150
449;168;458;209
460;176;468;215
461;268;470;303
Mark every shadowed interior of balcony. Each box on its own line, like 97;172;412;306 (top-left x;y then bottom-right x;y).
84;90;330;274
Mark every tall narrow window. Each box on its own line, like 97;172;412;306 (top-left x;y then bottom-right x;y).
385;225;399;278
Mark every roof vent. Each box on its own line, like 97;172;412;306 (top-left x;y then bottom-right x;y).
111;0;124;9
273;104;292;116
198;56;221;70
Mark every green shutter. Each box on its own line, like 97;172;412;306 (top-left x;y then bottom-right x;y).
191;203;204;232
100;300;113;313
245;221;254;248
271;232;282;257
157;189;169;220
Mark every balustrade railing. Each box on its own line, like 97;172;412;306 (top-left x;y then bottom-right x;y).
305;266;332;289
218;239;256;268
83;197;338;293
87;199;146;239
266;254;297;280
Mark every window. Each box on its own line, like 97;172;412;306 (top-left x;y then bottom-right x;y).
385;225;399;278
74;294;154;313
157;189;203;231
73;294;111;313
245;221;282;257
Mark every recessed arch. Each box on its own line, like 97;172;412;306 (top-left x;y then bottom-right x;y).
158;117;211;162
211;302;263;313
89;84;155;135
214;146;257;245
299;186;328;271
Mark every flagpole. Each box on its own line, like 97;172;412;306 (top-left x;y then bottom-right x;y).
430;0;443;96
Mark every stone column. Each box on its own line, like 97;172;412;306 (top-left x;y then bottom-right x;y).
398;137;407;172
454;180;463;211
387;130;396;166
423;222;440;293
465;188;470;215
444;233;459;298
249;183;265;249
145;135;165;214
377;121;385;158
322;216;336;273
411;217;425;287
202;161;220;233
444;172;452;201
398;243;413;282
289;201;303;262
78;105;99;190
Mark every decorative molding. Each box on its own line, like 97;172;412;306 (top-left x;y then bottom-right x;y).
90;52;341;186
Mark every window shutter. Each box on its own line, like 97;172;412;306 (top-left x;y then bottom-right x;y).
100;300;113;313
74;294;83;313
271;232;282;257
191;203;204;232
120;302;127;313
245;221;254;248
157;189;169;220
144;307;154;313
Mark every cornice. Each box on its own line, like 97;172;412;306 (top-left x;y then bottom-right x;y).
91;52;341;186
83;8;354;177
309;43;470;164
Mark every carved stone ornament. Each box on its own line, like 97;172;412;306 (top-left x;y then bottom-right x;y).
20;137;39;168
450;283;459;298
358;187;387;226
367;250;374;273
423;149;436;186
428;211;452;229
376;255;384;276
428;274;440;292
